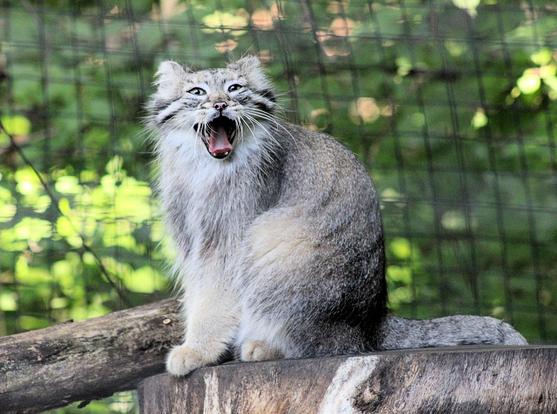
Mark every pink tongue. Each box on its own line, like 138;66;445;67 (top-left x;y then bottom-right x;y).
208;126;233;157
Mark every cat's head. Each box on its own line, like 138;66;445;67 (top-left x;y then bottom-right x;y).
148;56;277;160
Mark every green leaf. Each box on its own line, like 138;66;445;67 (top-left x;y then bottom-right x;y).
0;291;18;311
15;255;52;284
0;115;31;144
531;49;552;66
517;69;542;94
19;315;50;330
471;108;488;129
390;238;412;260
55;176;81;195
387;265;412;284
14;217;52;241
122;265;167;294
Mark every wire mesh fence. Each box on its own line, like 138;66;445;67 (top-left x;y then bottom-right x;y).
1;0;556;412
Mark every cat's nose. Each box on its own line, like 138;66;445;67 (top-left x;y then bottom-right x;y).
213;102;228;112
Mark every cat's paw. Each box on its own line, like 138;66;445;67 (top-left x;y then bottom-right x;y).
240;340;283;362
166;345;204;376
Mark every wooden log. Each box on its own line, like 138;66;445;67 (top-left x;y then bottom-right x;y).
138;346;557;414
0;295;540;413
0;299;182;413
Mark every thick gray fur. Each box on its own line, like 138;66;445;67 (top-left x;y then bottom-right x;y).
147;56;526;376
378;315;527;350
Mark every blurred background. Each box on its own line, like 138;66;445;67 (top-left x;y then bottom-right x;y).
0;0;556;412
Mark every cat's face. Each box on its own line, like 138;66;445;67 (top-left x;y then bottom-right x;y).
149;56;276;160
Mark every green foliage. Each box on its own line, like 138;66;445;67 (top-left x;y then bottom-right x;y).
0;1;556;412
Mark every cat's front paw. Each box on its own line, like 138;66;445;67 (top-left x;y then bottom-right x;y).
166;345;204;376
240;340;283;362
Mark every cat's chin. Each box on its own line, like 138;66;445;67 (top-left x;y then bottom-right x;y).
195;116;236;160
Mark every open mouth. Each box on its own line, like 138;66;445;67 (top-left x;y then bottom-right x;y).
195;116;236;160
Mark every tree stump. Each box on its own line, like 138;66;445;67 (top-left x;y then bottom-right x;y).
138;346;557;414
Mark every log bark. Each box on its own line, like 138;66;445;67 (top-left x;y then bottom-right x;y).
0;295;548;413
0;299;182;413
138;346;557;414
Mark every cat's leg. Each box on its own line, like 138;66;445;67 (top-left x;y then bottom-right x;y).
240;339;283;362
235;210;306;362
166;279;239;376
238;209;384;360
238;290;371;360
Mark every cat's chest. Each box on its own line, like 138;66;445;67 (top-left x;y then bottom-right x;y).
161;164;259;245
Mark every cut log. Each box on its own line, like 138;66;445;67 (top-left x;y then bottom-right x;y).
0;299;182;413
0;296;543;413
138;346;557;414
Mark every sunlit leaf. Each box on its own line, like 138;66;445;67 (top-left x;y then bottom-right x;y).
517;69;541;94
0;187;17;223
0;228;28;251
0;292;18;311
531;48;552;66
15;255;52;284
202;10;248;36
56;217;83;248
52;260;73;280
14;217;52;241
215;39;238;54
15;168;42;196
389;286;413;309
329;17;355;37
471;107;488;129
441;210;466;231
251;9;274;30
52;255;84;297
396;57;412;77
350;97;380;124
122;265;167;293
55;176;81;195
50;297;68;309
106;155;124;176
390;238;412;260
0;114;31;144
387;265;412;284
452;0;480;17
539;64;556;81
87;294;110;318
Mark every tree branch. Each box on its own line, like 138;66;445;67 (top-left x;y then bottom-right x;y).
0;299;182;413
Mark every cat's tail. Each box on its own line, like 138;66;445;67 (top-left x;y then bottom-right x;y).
376;314;527;351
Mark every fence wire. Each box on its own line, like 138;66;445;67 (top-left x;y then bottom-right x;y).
1;0;557;411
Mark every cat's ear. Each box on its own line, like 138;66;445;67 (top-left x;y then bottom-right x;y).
153;60;189;97
229;55;270;89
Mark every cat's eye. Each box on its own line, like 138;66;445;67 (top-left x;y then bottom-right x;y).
228;84;243;93
187;87;206;96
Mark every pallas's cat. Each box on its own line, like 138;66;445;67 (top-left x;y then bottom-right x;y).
148;56;386;375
